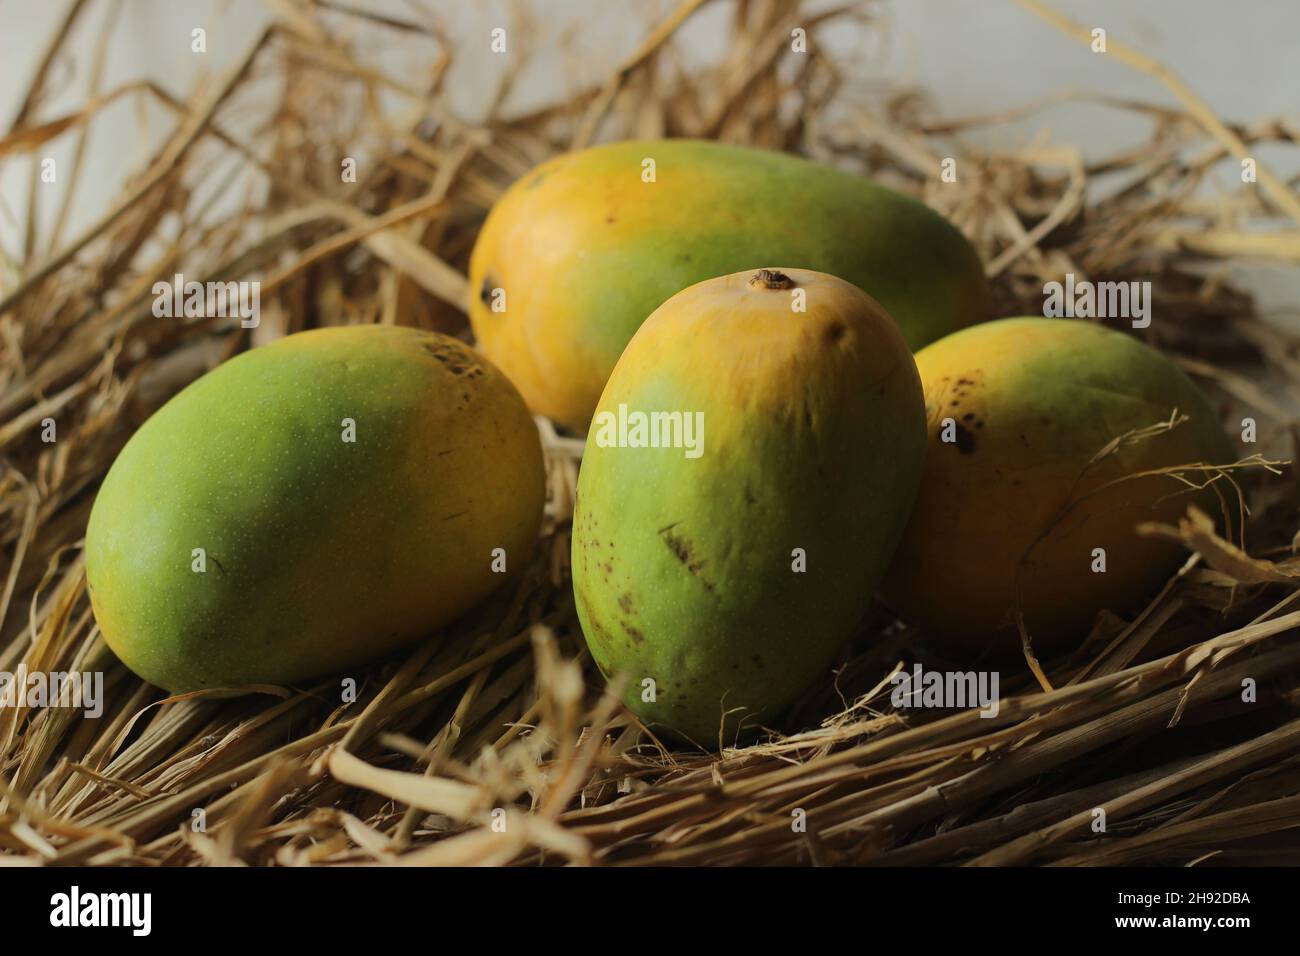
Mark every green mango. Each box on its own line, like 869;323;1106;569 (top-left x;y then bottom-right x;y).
572;268;927;746
469;138;991;430
85;326;545;692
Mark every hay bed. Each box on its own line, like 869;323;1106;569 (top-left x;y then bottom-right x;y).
3;0;1300;866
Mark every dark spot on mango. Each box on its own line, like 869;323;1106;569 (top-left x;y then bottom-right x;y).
618;592;634;613
624;623;645;645
422;339;479;377
954;422;976;455
478;276;494;306
823;322;847;344
659;526;715;591
578;591;615;646
661;527;697;568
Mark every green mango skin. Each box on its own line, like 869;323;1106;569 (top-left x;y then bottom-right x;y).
85;326;545;692
470;139;992;430
572;268;927;747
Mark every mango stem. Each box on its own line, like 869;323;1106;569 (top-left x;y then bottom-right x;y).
749;269;794;290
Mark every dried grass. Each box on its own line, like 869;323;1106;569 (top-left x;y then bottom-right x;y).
2;0;1300;866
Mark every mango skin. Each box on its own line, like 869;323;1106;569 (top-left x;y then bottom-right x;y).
572;268;927;746
85;326;545;692
469;139;991;430
881;317;1236;658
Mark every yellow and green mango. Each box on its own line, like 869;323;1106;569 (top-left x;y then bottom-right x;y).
470;139;991;430
881;317;1236;658
85;325;545;692
572;268;927;745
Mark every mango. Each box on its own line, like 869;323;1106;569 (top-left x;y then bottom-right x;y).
572;268;927;745
85;326;545;691
881;317;1236;658
469;139;991;430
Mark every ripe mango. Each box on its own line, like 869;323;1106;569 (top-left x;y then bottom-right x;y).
881;317;1236;658
572;268;927;745
470;139;991;430
85;326;545;691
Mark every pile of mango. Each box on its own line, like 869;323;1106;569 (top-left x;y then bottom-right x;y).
86;140;1235;747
